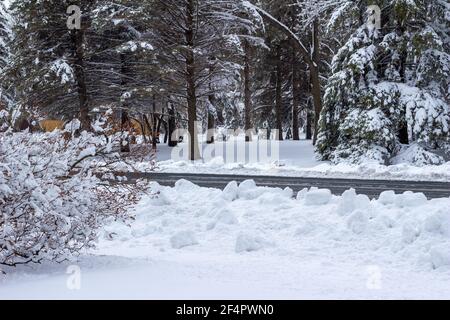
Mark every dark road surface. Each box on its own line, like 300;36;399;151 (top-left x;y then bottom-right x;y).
113;172;450;199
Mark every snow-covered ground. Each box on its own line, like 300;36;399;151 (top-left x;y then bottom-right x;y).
126;137;450;182
1;180;450;299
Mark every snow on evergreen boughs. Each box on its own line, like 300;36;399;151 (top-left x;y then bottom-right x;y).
317;0;450;165
0;1;14;112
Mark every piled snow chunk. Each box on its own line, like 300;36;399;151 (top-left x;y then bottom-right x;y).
402;223;421;244
337;189;357;215
235;233;267;253
296;188;308;200
258;187;293;205
222;181;239;201
170;231;198;249
174;179;200;192
236;180;292;201
295;220;315;236
283;187;294;199
378;190;396;205
216;209;238;225
423;210;450;237
238;179;259;200
395;191;427;208
304;188;332;206
429;246;450;269
207;208;239;230
347;210;369;234
138;182;171;207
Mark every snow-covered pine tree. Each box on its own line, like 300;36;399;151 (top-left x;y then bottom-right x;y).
7;0;105;130
0;1;13;118
317;0;450;165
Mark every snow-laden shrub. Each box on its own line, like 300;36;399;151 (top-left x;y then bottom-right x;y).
0;128;139;270
391;143;446;166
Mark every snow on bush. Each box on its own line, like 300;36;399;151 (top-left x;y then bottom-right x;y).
391;143;446;166
0;128;140;270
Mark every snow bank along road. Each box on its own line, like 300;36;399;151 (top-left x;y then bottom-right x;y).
1;179;450;299
115;172;450;199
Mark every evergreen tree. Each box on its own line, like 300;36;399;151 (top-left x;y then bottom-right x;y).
6;1;92;128
0;1;13;113
317;0;450;165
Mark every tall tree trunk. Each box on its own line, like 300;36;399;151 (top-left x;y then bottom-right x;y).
244;41;253;142
120;53;130;152
152;95;158;150
162;118;169;144
185;0;201;160
206;104;215;144
167;102;178;147
275;44;283;141
206;61;216;144
292;49;301;141
311;18;322;145
306;106;313;140
71;29;89;131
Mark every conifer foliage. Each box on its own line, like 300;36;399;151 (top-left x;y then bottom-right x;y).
316;0;450;164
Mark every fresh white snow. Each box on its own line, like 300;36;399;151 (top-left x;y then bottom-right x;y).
1;180;450;299
125;138;450;182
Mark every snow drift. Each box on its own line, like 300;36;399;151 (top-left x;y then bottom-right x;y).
103;179;450;271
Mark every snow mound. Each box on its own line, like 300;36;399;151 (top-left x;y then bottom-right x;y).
222;181;238;201
238;179;259;200
103;180;450;272
175;179;200;192
347;210;369;234
170;231;198;249
395;191;427;208
424;210;450;237
430;246;450;269
303;188;332;206
337;189;371;216
378;190;396;205
207;208;239;230
235;233;268;253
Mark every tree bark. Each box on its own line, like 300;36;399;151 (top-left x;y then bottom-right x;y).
185;0;201;160
206;61;216;144
167;103;178;147
275;45;283;141
306;106;313;140
206;105;215;144
244;41;253;142
120;53;131;152
71;29;90;131
292;49;301;141
152;95;158;150
311;18;321;145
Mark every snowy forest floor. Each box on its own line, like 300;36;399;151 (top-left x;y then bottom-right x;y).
122;136;450;182
1;180;450;299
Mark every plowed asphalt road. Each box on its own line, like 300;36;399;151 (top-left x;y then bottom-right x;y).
113;172;450;199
